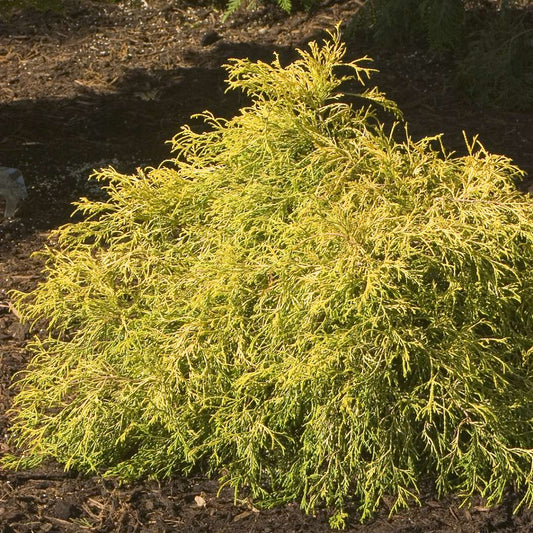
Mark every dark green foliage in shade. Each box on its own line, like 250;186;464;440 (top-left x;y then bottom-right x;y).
5;30;533;528
457;10;533;109
352;0;465;53
350;0;533;110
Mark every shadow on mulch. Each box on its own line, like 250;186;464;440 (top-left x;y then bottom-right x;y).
0;43;301;233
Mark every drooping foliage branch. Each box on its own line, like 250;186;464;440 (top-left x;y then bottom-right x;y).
5;30;533;528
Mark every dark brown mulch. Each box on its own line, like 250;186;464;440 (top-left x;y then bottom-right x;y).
1;1;533;531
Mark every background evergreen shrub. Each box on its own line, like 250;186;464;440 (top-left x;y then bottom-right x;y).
6;31;533;527
224;0;318;18
350;0;533;109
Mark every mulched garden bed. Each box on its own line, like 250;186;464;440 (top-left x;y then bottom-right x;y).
1;1;532;530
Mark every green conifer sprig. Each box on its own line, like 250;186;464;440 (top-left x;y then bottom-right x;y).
5;30;533;528
223;0;315;18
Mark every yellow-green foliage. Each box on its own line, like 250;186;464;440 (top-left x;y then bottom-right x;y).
6;31;533;526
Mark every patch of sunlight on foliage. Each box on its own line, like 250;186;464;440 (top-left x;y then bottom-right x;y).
224;0;316;18
5;29;533;528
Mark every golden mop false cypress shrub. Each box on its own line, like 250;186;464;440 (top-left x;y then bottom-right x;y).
6;31;533;527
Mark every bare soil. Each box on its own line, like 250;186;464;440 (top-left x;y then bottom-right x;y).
1;1;533;531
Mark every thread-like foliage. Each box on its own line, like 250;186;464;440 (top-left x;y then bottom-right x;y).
5;31;533;528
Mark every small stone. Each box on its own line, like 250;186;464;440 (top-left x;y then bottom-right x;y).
201;30;221;47
0;167;28;218
194;495;206;507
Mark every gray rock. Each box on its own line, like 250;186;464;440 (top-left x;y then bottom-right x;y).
0;167;28;218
